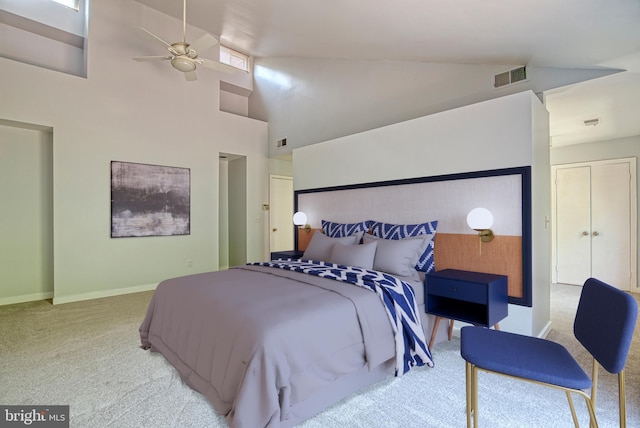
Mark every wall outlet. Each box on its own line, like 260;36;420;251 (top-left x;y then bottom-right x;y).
187;259;193;267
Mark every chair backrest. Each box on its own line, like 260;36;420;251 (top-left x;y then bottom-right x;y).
574;278;638;374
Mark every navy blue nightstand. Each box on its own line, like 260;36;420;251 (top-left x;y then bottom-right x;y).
425;269;508;348
270;250;304;260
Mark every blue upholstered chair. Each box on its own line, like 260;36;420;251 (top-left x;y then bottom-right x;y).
460;278;638;428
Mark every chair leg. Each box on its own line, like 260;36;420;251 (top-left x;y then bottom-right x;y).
465;362;480;428
590;360;600;428
618;370;626;428
472;365;479;428
582;394;599;428
465;361;472;428
591;359;599;407
565;391;579;428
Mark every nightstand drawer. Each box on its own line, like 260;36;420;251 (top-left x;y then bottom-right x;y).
427;277;487;304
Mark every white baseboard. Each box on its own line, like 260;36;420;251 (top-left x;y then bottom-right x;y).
537;320;553;338
0;292;54;306
52;283;158;305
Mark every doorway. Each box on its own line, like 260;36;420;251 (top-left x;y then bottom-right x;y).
552;157;637;290
219;153;247;269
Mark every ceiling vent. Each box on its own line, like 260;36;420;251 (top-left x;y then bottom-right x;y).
494;66;527;88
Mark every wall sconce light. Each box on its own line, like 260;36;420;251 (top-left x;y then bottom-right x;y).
293;211;311;232
467;207;494;254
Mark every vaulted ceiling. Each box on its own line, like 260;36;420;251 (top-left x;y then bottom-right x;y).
134;0;640;147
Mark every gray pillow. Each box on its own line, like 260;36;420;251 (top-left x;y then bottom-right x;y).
303;231;358;262
363;234;426;276
330;241;377;270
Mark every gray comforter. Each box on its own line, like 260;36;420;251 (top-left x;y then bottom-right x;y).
140;264;396;427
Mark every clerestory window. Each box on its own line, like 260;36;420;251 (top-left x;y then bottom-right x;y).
220;45;250;72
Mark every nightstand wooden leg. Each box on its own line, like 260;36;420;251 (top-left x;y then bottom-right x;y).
429;316;442;349
448;319;454;341
494;323;500;331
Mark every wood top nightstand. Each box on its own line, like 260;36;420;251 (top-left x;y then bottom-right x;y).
425;269;508;348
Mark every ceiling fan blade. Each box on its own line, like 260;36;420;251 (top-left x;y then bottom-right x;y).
198;58;237;74
135;26;173;48
133;55;172;62
184;71;197;81
190;34;219;54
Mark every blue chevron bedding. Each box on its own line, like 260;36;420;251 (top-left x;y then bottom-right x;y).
251;259;434;375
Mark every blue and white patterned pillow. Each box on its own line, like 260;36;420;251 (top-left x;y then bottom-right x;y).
322;220;372;239
369;220;438;273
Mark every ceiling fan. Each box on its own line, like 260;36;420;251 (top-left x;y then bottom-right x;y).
133;0;236;81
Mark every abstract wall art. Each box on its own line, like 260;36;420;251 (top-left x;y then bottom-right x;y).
111;161;190;238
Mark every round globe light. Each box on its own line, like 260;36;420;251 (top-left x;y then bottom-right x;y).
467;207;494;230
292;211;308;226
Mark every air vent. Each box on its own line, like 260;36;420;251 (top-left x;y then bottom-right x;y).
494;66;527;88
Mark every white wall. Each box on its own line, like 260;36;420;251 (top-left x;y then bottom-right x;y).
530;95;552;336
294;92;536;188
0;0;88;76
0;0;268;304
293;91;552;337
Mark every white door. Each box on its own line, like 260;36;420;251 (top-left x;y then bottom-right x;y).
590;162;632;288
553;158;636;290
269;175;294;252
555;166;591;285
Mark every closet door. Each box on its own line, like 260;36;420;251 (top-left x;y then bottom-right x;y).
555;166;591;285
554;158;635;291
590;162;632;288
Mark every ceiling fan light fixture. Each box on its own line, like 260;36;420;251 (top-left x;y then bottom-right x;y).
171;57;196;72
132;0;231;80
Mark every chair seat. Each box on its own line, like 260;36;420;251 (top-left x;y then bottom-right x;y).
461;326;592;390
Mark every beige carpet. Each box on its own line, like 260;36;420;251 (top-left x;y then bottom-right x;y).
1;283;638;427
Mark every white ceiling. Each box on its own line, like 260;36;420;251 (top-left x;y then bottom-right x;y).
134;0;640;147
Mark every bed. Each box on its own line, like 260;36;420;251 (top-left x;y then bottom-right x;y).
139;221;435;427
